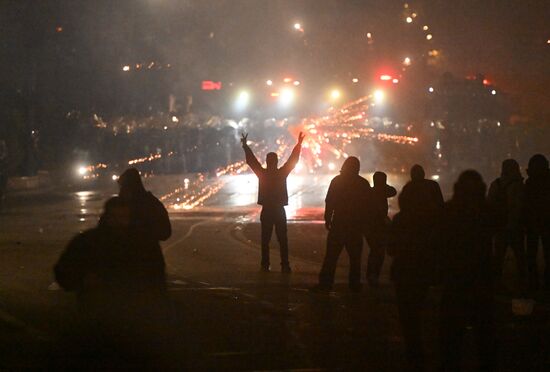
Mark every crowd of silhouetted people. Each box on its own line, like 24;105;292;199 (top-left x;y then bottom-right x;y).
54;135;549;370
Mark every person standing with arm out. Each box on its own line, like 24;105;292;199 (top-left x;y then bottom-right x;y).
241;132;305;272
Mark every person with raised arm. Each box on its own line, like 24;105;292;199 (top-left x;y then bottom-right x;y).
241;132;305;272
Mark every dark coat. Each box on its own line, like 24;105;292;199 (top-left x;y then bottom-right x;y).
55;226;167;296
243;143;301;206
435;200;497;288
325;173;372;233
523;171;550;233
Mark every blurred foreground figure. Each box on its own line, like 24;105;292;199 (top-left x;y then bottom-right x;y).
436;170;496;371
388;168;442;371
365;171;396;287
488;159;526;286
55;197;167;315
314;157;371;292
523;154;550;291
241;132;304;272
54;197;175;368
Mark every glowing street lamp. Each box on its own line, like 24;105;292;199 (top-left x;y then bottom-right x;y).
330;89;341;101
122;65;130;72
235;90;250;111
373;90;385;104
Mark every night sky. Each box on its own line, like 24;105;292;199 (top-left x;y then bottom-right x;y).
1;0;549;115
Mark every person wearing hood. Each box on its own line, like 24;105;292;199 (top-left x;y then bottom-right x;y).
523;154;550;291
241;132;305;272
117;167;171;265
314;156;372;292
488;159;526;284
365;171;397;287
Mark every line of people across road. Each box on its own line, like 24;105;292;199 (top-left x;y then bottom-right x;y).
53;133;548;370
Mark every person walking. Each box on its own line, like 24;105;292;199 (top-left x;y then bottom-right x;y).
365;171;396;287
523;154;550;291
314;157;371;292
241;132;304;272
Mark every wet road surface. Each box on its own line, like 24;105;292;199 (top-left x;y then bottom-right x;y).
1;172;549;370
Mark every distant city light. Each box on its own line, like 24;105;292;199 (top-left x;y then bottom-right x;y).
426;34;433;40
163;126;168;130
352;78;359;83
78;166;87;176
373;90;385;103
403;57;411;66
491;89;497;95
412;13;417;18
266;79;273;86
428;87;434;93
330;89;341;100
497;121;501;127
380;74;392;81
404;3;409;8
406;17;413;23
328;162;336;171
294;23;302;30
112;175;119;181
283;77;292;83
293;80;301;86
55;26;63;33
122;65;130;72
431;175;440;181
171;116;179;123
392;78;399;84
367;32;372;38
423;25;429;31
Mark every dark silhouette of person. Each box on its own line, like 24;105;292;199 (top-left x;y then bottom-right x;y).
55;197;167;315
54;197;174;369
387;176;441;371
241;132;304;272
523;154;550;291
315;156;371;292
436;170;496;371
365;171;396;287
488;159;526;284
117;168;171;287
399;164;444;215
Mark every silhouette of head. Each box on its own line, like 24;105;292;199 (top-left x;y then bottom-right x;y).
452;170;486;204
100;197;131;229
340;156;360;176
373;171;387;187
527;154;549;178
118;168;146;199
266;152;278;170
410;164;425;181
500;159;521;180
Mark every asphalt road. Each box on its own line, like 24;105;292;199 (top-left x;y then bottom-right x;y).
1;172;549;370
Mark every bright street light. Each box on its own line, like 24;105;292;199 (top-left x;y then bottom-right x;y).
279;88;295;106
235;90;250;111
330;89;341;100
373;90;385;104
